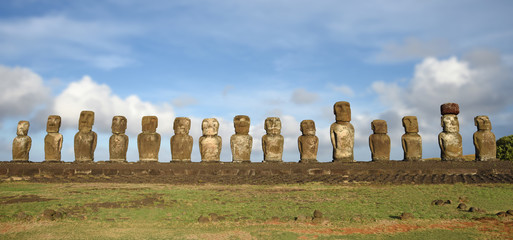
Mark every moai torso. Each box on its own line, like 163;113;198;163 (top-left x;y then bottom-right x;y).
171;117;193;162
401;116;422;161
262;117;284;162
230;115;252;163
12;121;31;161
44;115;63;162
110;116;129;162
473;115;496;161
369;120;390;161
74;111;97;162
298;120;318;163
438;103;462;161
138;116;161;162
199;118;222;162
330;101;355;162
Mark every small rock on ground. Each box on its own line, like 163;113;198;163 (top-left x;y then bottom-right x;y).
457;203;467;210
198;215;210;223
400;212;414;220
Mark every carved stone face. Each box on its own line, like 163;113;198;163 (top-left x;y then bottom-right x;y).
78;111;94;132
264;117;281;135
174;117;191;135
300;120;316;136
112;116;127;134
402;116;418;133
441;114;459;133
334;101;351;122
17;121;29;136
234;115;250;134
371;120;387;134
46;115;61;133
202;118;219;136
475;115;492;130
142;116;158;133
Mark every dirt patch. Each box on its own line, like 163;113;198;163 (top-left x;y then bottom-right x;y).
0;195;54;204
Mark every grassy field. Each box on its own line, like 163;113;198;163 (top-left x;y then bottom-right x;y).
1;182;512;239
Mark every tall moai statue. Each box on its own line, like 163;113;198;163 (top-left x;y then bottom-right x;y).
298;120;319;163
74;111;97;162
369;120;391;161
199;118;222;162
473;115;497;161
109;116;129;162
171;117;193;162
401;116;422;161
330;101;355;162
44;115;63;162
438;103;463;161
138;116;161;162
262;117;284;162
230;115;252;163
12;121;31;162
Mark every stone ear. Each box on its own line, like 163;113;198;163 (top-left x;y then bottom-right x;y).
474;116;479;126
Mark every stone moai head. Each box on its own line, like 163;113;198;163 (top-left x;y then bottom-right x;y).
16;121;29;136
234;115;250;134
440;103;460;133
371;120;387;134
300;120;316;136
202;118;219;136
265;117;281;135
112;116;127;134
173;117;191;135
78;111;94;132
475;115;492;131
402;116;418;133
46;115;61;133
334;101;351;122
142;116;158;133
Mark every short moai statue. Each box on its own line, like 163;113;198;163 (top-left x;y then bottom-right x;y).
44;115;63;162
230;115;252;163
369;120;391;161
138;116;161;162
12;121;31;162
109;116;129;162
74;111;97;162
330;101;355;162
438;103;463;161
473;115;497;161
401;116;422;161
171;117;193;162
262;117;284;162
199;118;222;162
298;120;319;163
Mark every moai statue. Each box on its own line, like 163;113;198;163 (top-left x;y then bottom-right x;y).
401;116;422;161
44;115;63;162
230;115;252;163
74;111;97;162
298;120;319;163
199;118;222;162
171;117;193;162
138;116;161;162
438;103;463;161
330;101;355;162
473;115;497;161
369;120;391;161
109;116;129;162
12;121;31;162
262;117;284;162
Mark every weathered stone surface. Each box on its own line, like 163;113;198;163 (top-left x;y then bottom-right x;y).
171;117;193;162
331;101;355;162
400;212;414;220
74;111;97;162
457;203;467;210
473;115;497;161
138;116;161;162
12;121;31;162
109;116;128;162
298;120;318;163
441;103;460;115
369;120;390;161
439;113;463;161
262;117;284;162
230;115;252;163
44;115;63;162
401;116;422;161
199;118;222;162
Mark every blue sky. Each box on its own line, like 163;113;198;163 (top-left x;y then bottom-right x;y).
1;0;513;162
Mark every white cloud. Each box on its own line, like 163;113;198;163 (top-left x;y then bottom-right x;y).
331;84;354;97
172;95;198;108
373;37;449;63
291;88;319;104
